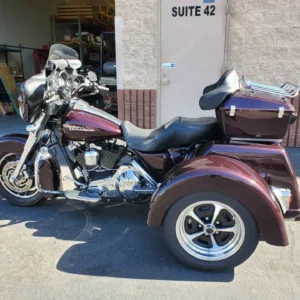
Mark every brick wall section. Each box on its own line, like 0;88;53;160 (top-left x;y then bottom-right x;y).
118;89;156;129
115;0;157;127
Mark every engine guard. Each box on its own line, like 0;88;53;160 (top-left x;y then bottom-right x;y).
147;155;288;247
0;134;61;197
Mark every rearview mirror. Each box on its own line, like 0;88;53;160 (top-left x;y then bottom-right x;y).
88;71;98;82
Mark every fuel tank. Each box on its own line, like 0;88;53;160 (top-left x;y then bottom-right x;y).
63;109;122;141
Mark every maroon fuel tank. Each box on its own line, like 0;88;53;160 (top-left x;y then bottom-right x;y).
62;110;122;141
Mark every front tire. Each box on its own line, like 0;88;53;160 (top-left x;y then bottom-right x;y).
0;153;44;206
163;192;259;271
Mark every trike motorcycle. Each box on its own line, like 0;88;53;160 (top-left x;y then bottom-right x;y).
1;44;300;271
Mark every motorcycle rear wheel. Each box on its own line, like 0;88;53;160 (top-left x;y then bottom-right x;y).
0;153;44;206
163;192;259;272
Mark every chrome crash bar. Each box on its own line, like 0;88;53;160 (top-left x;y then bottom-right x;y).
34;147;63;195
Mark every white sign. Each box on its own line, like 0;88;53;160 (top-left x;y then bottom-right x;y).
162;63;176;69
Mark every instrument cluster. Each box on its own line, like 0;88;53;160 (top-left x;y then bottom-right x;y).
46;68;85;94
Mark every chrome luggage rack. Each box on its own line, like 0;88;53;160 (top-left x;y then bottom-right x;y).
242;76;299;98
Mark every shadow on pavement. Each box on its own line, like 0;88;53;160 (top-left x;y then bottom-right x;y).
0;198;234;282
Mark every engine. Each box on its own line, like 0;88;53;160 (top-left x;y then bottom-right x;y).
66;141;157;202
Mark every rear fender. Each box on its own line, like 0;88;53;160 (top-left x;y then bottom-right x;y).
0;135;60;197
148;155;288;246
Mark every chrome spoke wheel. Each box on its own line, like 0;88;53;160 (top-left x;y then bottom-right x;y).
176;201;245;261
0;154;38;198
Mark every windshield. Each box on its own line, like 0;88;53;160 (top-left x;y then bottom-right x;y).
48;44;78;61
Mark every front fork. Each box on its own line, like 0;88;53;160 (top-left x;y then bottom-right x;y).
10;113;48;183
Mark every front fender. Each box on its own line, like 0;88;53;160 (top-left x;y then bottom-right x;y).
0;134;61;197
148;155;288;246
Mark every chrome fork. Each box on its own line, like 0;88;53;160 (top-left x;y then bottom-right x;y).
10;113;47;183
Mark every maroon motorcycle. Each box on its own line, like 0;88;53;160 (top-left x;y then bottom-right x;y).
1;44;300;271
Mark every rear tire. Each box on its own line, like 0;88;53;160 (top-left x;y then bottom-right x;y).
0;153;44;206
163;192;259;272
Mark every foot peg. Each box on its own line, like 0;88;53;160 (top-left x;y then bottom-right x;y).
64;190;101;203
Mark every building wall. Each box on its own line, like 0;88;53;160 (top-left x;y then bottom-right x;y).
115;0;157;128
228;0;300;86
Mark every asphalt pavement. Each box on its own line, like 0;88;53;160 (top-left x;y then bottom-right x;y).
0;115;300;300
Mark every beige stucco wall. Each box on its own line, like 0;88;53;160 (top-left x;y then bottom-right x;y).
115;0;300;90
115;0;157;90
228;0;300;86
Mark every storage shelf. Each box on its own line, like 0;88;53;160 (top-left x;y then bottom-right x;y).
51;16;114;63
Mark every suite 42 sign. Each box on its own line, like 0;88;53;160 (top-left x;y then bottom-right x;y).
172;5;216;17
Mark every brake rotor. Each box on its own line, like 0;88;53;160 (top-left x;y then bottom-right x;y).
2;162;33;193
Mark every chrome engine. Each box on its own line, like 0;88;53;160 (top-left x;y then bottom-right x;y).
63;141;157;202
117;168;141;199
84;150;99;169
35;145;157;203
88;163;156;201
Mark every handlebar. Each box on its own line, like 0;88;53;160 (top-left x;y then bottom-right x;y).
71;82;109;97
94;82;110;92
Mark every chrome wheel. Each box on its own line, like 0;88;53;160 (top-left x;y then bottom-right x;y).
176;201;245;261
0;154;38;198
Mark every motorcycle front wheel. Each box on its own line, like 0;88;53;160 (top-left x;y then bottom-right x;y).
163;192;260;272
0;153;44;206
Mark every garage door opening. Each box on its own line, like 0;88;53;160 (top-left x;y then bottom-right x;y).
0;0;118;118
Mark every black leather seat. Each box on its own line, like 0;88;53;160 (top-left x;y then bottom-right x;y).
200;69;240;110
121;117;220;153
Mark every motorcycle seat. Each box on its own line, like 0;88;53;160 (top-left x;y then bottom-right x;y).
200;69;240;110
121;117;220;152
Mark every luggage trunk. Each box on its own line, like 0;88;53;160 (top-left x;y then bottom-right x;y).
219;89;295;140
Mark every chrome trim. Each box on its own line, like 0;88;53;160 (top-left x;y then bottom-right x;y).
278;107;285;118
26;124;38;132
133;186;156;193
132;160;158;187
64;190;101;203
271;186;291;214
243;76;299;98
90;143;102;151
34;147;63;195
229;105;236;117
63;176;87;189
10;113;47;183
230;137;282;143
72;99;122;125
